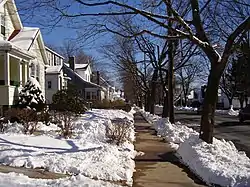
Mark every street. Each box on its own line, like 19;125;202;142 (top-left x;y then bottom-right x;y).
175;111;250;157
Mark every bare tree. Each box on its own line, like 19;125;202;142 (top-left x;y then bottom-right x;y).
176;61;204;106
18;0;250;143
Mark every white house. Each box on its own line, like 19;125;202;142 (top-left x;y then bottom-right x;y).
45;47;69;103
0;0;48;114
66;60;92;82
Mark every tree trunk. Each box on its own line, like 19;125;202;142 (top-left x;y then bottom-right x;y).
245;97;248;106
229;98;233;107
147;94;151;112
200;64;222;143
150;69;158;114
162;91;169;118
145;93;151;112
138;96;143;108
144;94;148;111
167;0;175;124
239;95;244;109
183;94;187;107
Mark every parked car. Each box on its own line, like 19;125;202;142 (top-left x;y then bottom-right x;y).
239;104;250;122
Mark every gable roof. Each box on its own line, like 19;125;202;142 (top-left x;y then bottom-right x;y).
63;64;102;89
9;27;48;65
9;27;39;50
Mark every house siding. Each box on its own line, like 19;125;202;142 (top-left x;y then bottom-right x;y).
0;3;15;40
75;65;92;82
29;39;46;96
45;73;60;103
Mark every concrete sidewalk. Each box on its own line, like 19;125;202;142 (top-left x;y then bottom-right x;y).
133;113;207;187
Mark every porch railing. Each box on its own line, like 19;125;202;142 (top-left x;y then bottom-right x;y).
0;80;20;87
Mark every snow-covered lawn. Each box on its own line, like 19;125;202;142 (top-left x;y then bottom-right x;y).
140;109;250;187
0;109;136;186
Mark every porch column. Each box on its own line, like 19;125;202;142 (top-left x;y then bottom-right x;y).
23;61;28;85
4;52;10;86
19;60;23;86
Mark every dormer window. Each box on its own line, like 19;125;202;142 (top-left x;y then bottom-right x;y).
1;14;5;36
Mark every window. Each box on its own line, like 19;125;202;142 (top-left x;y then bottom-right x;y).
92;92;97;100
36;64;40;82
54;55;57;66
30;63;35;77
1;14;5;36
48;81;52;89
86;92;90;100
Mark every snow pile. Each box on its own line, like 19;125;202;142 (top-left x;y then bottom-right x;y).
154;105;163;115
227;108;239;116
177;136;250;187
154;118;198;149
128;107;137;116
4;122;24;134
140;109;250;187
216;105;239;116
215;109;239;116
0;109;135;186
140;110;160;124
141;110;198;149
0;172;120;187
175;106;198;111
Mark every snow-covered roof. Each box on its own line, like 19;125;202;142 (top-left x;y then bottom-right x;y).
64;63;89;70
63;64;102;89
0;40;12;50
46;65;62;74
0;40;34;59
10;27;39;51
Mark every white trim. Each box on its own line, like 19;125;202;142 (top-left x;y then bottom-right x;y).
4;52;9;86
18;59;22;85
45;46;64;59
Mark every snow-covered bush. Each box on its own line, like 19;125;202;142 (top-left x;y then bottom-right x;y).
3;107;51;134
17;77;45;111
105;117;133;145
51;88;87;138
4;108;38;134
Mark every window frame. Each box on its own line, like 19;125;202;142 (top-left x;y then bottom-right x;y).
1;14;5;36
48;81;52;89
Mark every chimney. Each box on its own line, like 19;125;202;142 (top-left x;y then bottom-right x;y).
69;56;75;71
97;71;100;85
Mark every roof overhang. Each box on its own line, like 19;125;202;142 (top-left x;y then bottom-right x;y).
0;41;35;60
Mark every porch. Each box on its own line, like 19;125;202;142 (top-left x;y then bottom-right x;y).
0;52;30;107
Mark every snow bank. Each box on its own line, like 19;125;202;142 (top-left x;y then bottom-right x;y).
216;106;239;116
175;106;198;111
140;110;197;149
154;118;198;148
0;172;120;187
177;136;250;187
140;109;250;187
0;109;135;186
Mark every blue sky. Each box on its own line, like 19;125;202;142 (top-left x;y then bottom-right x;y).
16;0;112;62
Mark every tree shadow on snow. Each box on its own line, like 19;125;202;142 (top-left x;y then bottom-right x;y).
0;137;102;155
